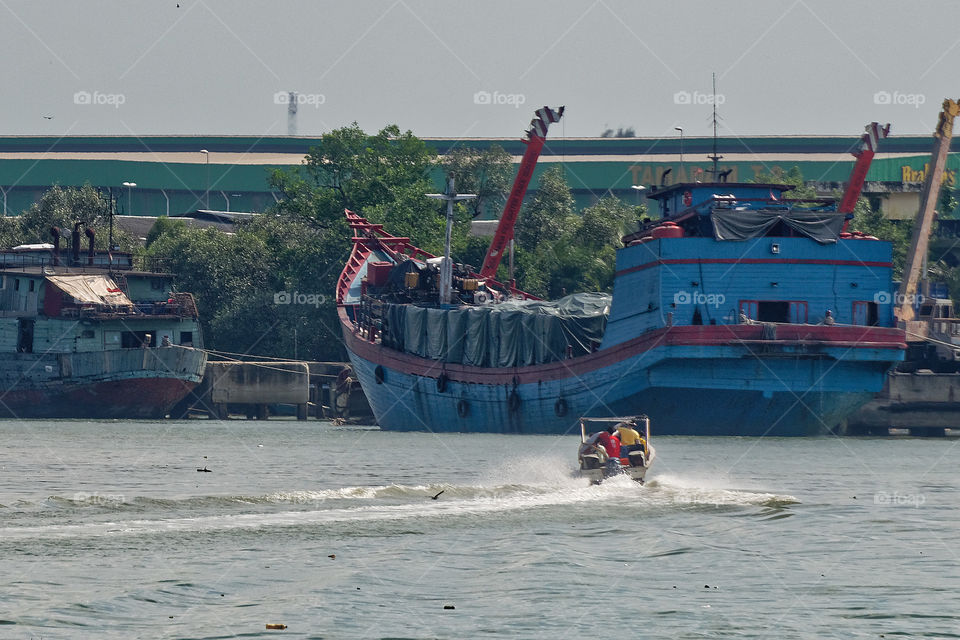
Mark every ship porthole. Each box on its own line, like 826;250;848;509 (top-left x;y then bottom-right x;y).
508;390;521;413
436;373;448;393
374;365;385;384
457;399;469;418
554;398;568;417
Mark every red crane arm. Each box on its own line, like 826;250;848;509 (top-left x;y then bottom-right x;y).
479;106;564;279
839;122;890;229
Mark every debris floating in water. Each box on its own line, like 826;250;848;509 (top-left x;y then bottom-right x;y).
196;466;211;472
443;604;455;610
266;623;287;630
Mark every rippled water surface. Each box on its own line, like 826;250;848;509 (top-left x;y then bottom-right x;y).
1;420;957;639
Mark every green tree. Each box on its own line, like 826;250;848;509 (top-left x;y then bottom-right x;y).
269;123;447;252
750;165;817;199
441;144;513;219
849;196;910;278
514;166;575;252
0;184;135;252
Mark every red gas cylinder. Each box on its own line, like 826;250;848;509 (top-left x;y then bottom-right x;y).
651;222;684;239
839;232;853;239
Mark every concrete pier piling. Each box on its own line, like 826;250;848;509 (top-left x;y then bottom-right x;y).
174;360;371;421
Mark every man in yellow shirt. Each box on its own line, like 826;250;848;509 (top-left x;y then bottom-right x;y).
616;420;647;460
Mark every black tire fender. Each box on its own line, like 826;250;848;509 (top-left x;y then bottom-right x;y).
554;397;568;417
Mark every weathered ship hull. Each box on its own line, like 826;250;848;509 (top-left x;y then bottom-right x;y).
341;311;903;436
0;347;206;419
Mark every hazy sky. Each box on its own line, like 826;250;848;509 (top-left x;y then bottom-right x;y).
6;0;959;140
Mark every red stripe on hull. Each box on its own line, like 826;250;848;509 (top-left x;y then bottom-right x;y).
339;308;905;386
617;257;892;277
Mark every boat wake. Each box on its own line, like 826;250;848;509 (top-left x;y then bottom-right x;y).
0;457;797;540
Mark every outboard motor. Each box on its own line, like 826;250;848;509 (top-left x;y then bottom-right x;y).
628;449;646;467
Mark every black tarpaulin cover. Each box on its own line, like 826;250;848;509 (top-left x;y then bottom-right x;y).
711;209;844;244
381;292;611;367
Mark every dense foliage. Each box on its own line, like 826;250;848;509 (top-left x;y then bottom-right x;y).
0;185;136;252
11;128;642;360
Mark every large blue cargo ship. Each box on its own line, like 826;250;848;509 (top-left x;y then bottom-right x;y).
336;175;906;435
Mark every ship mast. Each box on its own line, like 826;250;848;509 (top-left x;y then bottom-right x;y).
426;175;475;305
707;72;722;180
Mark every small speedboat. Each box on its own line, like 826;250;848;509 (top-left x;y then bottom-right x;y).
578;416;656;485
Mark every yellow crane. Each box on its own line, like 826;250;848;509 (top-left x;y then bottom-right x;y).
897;98;960;329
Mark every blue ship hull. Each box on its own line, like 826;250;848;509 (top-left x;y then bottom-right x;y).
341;316;901;436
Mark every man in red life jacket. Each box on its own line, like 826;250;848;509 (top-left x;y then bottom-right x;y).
599;427;620;459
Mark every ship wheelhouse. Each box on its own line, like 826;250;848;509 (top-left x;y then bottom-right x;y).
603;182;896;348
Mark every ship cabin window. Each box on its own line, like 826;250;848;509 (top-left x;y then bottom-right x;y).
740;300;807;324
28;280;35;292
180;331;193;346
757;301;790;323
121;331;153;348
852;301;879;326
81;329;95;339
14;279;19;291
0;276;5;289
919;304;934;318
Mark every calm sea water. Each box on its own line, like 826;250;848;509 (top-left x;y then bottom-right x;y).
0;420;957;639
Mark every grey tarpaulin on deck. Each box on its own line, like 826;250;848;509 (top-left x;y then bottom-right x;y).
426;307;447;359
444;308;466;363
404;305;426;357
464;306;490;366
382;293;611;367
711;209;844;244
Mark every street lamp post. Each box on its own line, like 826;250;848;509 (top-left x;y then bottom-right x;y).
200;149;210;210
674;127;684;180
